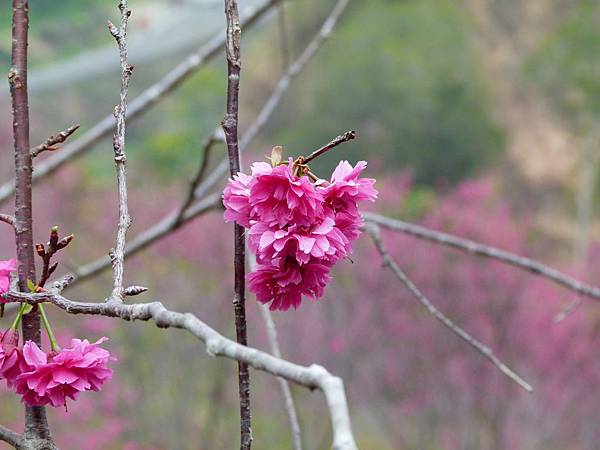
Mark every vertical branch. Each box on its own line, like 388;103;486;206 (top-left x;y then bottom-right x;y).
9;0;55;445
108;0;134;301
222;1;252;449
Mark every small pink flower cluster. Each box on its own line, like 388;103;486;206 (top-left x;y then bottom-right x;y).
0;330;114;408
223;158;377;310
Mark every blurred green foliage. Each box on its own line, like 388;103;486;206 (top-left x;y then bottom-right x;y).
0;0;113;63
527;0;600;123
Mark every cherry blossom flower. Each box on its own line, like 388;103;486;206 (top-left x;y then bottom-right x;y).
0;259;17;299
318;160;378;215
248;160;323;228
248;260;331;311
0;328;21;387
248;215;350;266
222;172;254;227
15;338;115;408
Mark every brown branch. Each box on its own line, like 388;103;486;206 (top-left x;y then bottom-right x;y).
365;224;533;392
0;425;22;448
30;124;80;158
363;212;600;303
9;0;55;447
222;0;252;448
35;227;73;289
0;213;15;228
302;130;356;164
0;0;283;206
6;288;359;450
108;0;133;302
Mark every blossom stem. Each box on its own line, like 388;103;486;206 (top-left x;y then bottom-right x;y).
38;304;59;351
301;130;356;164
10;303;27;330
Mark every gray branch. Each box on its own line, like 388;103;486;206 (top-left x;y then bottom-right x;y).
0;0;283;206
0;213;16;228
365;224;532;392
0;425;22;448
6;288;358;450
108;0;134;301
363;212;600;303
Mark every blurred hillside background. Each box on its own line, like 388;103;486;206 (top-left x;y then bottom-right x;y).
1;0;600;449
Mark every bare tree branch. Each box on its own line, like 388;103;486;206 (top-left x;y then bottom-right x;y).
108;0;134;302
175;129;224;226
0;0;283;206
9;0;56;447
30;124;80;158
365;224;532;392
6;288;359;450
363;212;600;303
222;0;252;447
0;213;15;228
0;425;22;448
302;130;356;164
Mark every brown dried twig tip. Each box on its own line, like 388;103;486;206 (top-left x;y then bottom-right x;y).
302;130;356;164
30;124;80;158
36;227;75;289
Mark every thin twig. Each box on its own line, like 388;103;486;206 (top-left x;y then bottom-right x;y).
363;212;600;303
6;288;358;450
553;298;582;323
0;424;22;448
174;129;224;225
302;130;356;164
0;213;15;228
365;224;532;392
35;227;73;289
222;0;252;447
64;0;348;289
9;0;55;446
108;0;133;301
0;0;283;206
30;124;80;158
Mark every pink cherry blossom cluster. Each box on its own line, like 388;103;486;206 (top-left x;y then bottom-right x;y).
0;329;115;408
223;158;377;311
0;259;115;408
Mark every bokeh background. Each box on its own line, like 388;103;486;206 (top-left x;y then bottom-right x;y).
1;0;600;449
